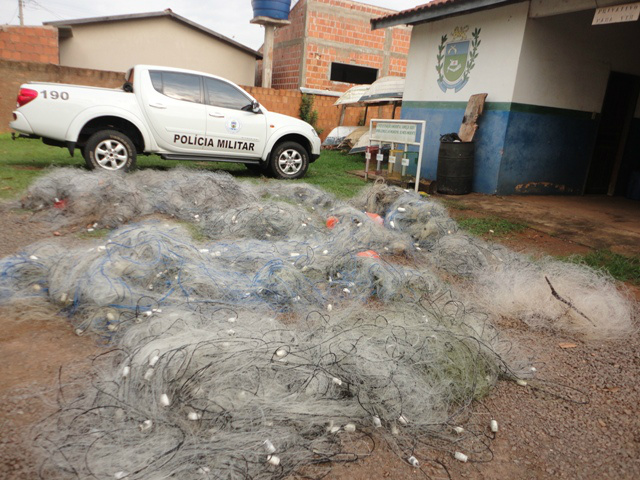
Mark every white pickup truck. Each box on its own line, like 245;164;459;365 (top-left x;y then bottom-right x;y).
10;65;321;179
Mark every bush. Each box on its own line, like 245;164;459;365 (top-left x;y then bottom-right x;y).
299;94;323;135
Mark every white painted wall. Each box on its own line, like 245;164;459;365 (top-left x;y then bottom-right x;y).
59;17;257;86
404;2;530;103
513;10;640;112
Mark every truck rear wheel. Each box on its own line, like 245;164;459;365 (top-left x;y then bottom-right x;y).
84;130;137;172
269;141;309;179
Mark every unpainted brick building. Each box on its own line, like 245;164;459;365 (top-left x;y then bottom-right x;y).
263;0;411;92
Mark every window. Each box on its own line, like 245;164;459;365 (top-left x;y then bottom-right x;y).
149;71;201;103
150;71;163;92
204;77;252;110
330;63;378;84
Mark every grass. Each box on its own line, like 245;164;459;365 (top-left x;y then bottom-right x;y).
440;198;473;211
180;221;208;243
292;149;365;198
563;250;640;284
77;228;110;239
0;134;367;200
457;216;527;237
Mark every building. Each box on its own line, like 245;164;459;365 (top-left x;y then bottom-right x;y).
372;0;640;196
45;10;262;86
266;0;412;92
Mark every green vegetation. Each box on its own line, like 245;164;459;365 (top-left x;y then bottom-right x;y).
457;216;527;237
293;149;365;198
563;250;640;284
299;94;323;136
180;222;208;243
0;134;77;198
77;228;110;239
0;134;366;200
440;198;473;211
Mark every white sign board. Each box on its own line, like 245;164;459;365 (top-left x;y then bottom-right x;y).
366;119;426;193
373;122;418;143
593;2;640;25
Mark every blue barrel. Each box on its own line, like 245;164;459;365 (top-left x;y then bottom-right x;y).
252;0;292;20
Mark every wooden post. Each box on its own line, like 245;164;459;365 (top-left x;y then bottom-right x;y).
339;105;346;126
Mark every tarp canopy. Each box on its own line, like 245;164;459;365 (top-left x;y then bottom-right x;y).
333;85;370;106
359;76;405;103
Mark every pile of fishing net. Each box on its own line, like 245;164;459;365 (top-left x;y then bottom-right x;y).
0;169;636;478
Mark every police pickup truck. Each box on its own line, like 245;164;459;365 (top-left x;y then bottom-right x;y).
10;65;321;179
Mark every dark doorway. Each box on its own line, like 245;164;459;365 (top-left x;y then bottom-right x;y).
585;72;640;195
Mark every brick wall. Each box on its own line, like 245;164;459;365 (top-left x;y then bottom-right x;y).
271;43;304;89
243;85;400;140
243;85;301;118
275;0;308;43
0;26;58;64
270;0;308;89
0;60;124;132
307;5;388;50
304;0;410;91
269;0;411;92
1;60;399;140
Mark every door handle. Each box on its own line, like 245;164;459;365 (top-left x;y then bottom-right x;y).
149;103;167;109
209;112;225;118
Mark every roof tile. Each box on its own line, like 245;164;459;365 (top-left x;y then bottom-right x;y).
374;0;460;23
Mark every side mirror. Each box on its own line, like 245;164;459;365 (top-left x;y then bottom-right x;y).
251;101;260;113
122;82;134;93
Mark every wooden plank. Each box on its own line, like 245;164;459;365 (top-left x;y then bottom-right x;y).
458;93;488;142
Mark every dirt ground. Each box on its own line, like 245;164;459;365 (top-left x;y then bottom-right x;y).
0;193;638;480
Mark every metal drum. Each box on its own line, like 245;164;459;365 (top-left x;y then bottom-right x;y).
436;141;475;195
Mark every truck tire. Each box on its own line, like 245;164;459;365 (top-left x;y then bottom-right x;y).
84;130;137;172
269;141;309;179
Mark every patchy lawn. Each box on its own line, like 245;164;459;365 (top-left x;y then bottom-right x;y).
0;134;366;200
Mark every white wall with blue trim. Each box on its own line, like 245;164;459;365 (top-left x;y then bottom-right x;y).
401;1;640;195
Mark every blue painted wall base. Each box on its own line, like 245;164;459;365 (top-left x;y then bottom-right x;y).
401;101;600;195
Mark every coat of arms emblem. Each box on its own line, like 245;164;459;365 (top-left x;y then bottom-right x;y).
436;26;481;93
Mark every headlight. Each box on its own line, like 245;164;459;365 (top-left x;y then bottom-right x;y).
311;128;319;137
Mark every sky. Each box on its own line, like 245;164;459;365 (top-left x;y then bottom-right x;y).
0;0;426;51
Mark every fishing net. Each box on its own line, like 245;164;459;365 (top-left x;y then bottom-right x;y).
0;168;635;478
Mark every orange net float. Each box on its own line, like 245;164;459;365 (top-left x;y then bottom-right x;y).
326;216;339;229
356;250;380;259
53;199;68;209
365;212;384;226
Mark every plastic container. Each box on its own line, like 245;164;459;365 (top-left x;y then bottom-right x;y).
251;0;292;20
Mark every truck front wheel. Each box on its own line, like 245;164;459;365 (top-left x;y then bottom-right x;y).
269;141;309;179
84;130;137;172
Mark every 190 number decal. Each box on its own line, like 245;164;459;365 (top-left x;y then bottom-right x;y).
41;90;69;100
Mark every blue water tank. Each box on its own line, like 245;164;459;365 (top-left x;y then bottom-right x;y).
252;0;292;20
